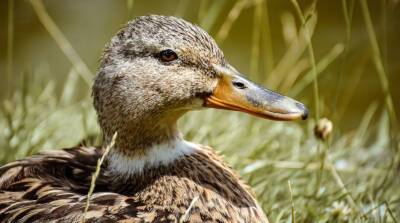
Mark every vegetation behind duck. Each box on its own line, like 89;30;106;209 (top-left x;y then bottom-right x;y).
0;15;308;223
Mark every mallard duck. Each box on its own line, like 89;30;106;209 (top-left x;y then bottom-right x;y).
0;15;307;223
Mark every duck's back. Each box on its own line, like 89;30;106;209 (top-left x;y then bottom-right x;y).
0;146;268;223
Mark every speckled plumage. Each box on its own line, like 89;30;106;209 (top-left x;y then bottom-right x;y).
0;146;267;222
0;15;278;222
93;15;225;157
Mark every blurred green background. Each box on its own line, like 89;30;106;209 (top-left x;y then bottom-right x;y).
1;0;399;131
1;0;399;222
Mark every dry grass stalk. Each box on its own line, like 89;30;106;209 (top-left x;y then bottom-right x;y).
81;132;117;223
29;0;93;86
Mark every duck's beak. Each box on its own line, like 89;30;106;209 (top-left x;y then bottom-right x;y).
204;65;308;121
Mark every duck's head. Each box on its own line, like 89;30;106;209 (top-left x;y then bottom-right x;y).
93;15;308;158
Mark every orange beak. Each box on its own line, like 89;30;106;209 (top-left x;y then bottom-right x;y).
204;65;308;121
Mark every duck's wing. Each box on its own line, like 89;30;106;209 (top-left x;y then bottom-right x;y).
0;147;142;222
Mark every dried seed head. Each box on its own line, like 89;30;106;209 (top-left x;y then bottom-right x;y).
314;117;333;141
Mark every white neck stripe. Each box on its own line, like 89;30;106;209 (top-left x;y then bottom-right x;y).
107;139;198;175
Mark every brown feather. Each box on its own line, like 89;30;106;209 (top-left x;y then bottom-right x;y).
0;146;268;222
0;15;272;223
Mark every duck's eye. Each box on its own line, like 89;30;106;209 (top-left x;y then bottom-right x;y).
159;49;178;62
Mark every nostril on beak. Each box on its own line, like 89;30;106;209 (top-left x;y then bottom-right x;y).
232;81;247;89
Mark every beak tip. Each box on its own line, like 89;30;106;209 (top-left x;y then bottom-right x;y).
294;102;308;120
301;109;308;120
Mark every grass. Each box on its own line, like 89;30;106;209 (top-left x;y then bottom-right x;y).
6;0;14;98
81;132;117;223
288;180;296;223
291;0;320;121
1;0;399;222
29;0;93;86
360;0;399;145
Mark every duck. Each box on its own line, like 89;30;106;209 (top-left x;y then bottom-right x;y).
0;15;308;223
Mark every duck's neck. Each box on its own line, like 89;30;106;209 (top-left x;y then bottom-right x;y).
103;116;198;175
106;138;198;176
